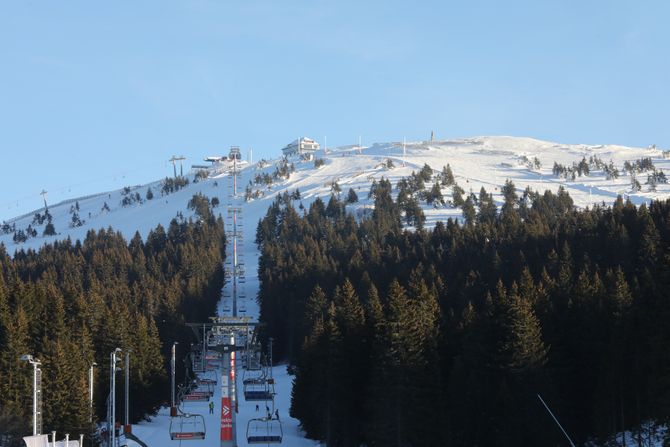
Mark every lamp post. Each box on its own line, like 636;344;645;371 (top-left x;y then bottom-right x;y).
89;361;97;423
109;348;121;447
171;342;178;415
19;354;41;436
124;351;130;434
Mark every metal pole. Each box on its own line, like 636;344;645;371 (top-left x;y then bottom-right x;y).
111;351;116;447
89;363;95;423
269;337;273;380
537;394;576;447
230;333;236;442
111;349;121;447
125;351;130;430
171;343;176;408
32;362;37;436
233;154;237;198
107;352;114;446
202;324;206;372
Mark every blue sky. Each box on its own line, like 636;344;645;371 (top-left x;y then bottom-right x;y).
0;1;668;220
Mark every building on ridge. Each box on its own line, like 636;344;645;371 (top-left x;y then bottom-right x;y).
281;137;320;158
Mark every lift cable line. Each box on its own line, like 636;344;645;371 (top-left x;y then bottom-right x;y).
537;394;576;447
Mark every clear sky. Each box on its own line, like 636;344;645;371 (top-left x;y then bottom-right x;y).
0;1;668;220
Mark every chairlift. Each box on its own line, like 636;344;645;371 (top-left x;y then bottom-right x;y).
246;417;283;444
196;380;214;397
170;413;206;440
243;368;266;385
244;381;273;401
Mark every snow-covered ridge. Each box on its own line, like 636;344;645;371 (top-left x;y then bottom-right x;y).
2;136;669;253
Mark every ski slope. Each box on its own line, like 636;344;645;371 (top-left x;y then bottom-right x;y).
3;136;669;254
3;136;670;446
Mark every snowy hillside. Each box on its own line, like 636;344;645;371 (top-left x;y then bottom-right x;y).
2;136;669;253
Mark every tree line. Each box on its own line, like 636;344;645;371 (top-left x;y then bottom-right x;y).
0;196;225;445
256;179;670;446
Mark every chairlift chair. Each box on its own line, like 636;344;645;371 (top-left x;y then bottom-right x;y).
196;380;214;397
243;368;266;385
244;381;273;401
170;413;206;440
246;417;283;444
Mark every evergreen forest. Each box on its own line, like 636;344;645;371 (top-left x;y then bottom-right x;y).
256;179;670;446
0;198;225;445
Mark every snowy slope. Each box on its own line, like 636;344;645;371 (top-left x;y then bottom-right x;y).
3;136;670;446
3;136;669;254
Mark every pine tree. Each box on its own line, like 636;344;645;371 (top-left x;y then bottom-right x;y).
498;288;548;374
452;184;465;207
346;188;358;204
441;164;455;186
477;186;497;223
461;196;476;225
426;182;444;206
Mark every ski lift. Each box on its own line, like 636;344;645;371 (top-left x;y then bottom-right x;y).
246;417;283;444
244;380;273;401
229;147;242;160
243;368;266;385
196;380;214;397
170;413;206;440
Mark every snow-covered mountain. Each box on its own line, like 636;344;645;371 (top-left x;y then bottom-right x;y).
5;136;670;446
2;136;668;254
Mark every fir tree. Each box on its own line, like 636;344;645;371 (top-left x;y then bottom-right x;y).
346;188;359;204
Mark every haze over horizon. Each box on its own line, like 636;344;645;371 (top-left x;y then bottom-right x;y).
1;0;668;220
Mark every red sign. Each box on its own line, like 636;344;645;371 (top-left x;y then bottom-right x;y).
183;392;209;401
220;397;233;440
